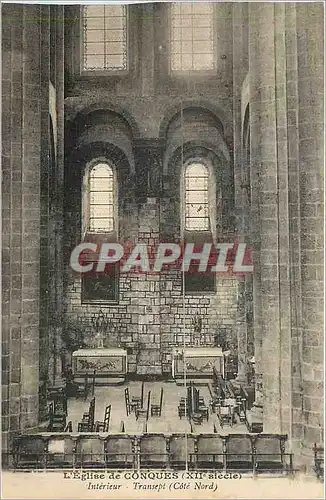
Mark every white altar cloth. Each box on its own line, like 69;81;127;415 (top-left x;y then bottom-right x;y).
72;348;127;380
172;347;224;379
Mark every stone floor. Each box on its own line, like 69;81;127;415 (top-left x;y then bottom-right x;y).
67;380;248;434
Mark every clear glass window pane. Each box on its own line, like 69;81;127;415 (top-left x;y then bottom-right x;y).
185;162;210;231
84;55;105;70
82;5;128;71
170;2;215;72
90;218;114;232
186;217;210;230
88;163;116;232
193;53;214;71
86;30;105;43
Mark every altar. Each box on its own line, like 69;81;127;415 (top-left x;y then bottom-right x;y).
72;348;127;385
172;347;224;382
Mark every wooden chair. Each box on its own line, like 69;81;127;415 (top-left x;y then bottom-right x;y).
151;387;163;417
197;398;209;421
124;387;139;416
53;393;68;417
64;421;73;432
208;383;222;413
313;443;324;481
135;391;151;420
75;376;89;401
95;405;111;432
192;412;204;425
78;397;95;432
131;382;144;408
47;403;66;432
217;402;234;428
178;397;190;419
47;384;65;401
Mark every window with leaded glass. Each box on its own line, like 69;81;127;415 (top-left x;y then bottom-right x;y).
170;2;215;72
82;4;128;72
88;162;116;233
185;162;210;231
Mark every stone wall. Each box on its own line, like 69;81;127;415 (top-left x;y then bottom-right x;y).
65;196;241;376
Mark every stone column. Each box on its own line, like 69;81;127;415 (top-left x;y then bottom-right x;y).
248;4;264;408
249;3;292;431
284;2;304;463
54;5;65;382
20;4;42;430
38;4;51;418
2;0;43;450
232;2;249;384
2;3;43;443
296;2;324;467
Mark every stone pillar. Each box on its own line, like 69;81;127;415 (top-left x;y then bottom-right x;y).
54;5;65;383
296;2;324;467
2;2;17;463
248;4;264;408
232;2;249;384
20;4;42;430
284;2;304;463
249;3;292;431
2;4;43;452
38;5;51;417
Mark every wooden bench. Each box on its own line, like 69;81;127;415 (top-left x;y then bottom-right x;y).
10;432;293;474
253;434;291;473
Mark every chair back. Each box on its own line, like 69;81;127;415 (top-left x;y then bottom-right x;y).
124;388;130;415
159;387;164;412
140;382;144;407
64;421;73;432
103;405;111;432
146;391;151;419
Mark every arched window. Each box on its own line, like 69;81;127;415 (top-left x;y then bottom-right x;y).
82;4;128;72
84;161;117;233
170;2;215;72
184;162;210;231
